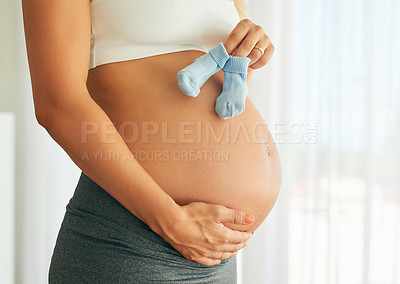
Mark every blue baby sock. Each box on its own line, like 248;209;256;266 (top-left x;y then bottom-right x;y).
177;42;230;97
215;56;251;120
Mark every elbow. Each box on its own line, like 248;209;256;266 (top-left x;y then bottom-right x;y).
33;92;63;130
34;107;50;129
34;102;55;130
33;87;88;130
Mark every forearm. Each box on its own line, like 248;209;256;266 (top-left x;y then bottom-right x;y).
38;88;180;235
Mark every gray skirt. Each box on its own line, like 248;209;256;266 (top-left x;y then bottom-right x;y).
48;171;237;283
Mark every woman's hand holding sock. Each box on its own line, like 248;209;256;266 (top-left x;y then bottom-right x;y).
215;56;250;120
177;42;230;97
176;42;251;119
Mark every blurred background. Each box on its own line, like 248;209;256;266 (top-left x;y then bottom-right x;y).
1;0;399;283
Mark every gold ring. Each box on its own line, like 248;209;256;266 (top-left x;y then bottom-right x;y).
253;45;264;55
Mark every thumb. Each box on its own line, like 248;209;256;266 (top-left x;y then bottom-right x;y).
217;207;254;225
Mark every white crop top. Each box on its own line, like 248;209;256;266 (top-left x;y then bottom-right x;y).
89;0;241;70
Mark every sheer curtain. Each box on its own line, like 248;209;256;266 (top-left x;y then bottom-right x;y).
8;0;400;283
239;0;400;283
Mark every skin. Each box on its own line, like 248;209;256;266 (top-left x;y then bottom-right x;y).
21;0;279;267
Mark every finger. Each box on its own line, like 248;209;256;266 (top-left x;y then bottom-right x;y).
208;250;239;260
223;19;253;55
217;240;249;253
249;44;275;69
213;205;254;225
232;25;265;58
178;246;222;266
195;257;221;266
221;229;252;244
210;227;252;245
246;36;271;66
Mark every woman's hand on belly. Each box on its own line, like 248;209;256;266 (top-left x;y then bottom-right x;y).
157;202;254;266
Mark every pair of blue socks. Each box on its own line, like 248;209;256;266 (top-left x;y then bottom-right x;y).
177;42;251;120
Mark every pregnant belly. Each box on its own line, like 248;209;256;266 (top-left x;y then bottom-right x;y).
86;51;282;233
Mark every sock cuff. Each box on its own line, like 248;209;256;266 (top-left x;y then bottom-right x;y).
223;56;251;74
209;42;230;68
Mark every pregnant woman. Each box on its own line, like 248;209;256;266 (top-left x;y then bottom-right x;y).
22;0;281;282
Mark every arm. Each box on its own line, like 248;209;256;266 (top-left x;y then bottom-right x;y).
22;0;177;236
22;0;252;266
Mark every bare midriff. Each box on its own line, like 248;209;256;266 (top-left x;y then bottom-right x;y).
86;50;282;233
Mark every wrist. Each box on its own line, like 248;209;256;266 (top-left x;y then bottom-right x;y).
145;197;184;239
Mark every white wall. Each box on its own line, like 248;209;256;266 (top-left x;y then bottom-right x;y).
0;113;15;284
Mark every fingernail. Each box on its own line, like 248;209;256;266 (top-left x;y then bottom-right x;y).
245;213;254;224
